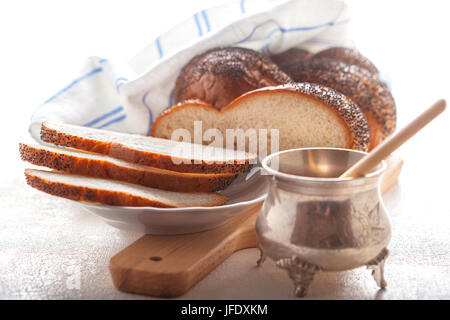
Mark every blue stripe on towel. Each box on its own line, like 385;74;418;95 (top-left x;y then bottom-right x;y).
265;18;351;39
240;0;245;14
83;106;124;127
96;114;127;129
235;18;350;45
233;22;267;45
115;77;128;93
41;67;103;106
155;37;163;58
194;13;203;36
201;10;210;32
303;38;348;47
142;91;154;135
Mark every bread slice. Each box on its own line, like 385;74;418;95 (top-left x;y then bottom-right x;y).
25;169;228;208
19;143;238;192
151;83;370;152
40;121;256;174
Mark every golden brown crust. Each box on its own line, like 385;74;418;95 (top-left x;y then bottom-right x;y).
270;48;312;66
314;47;379;75
150;100;220;138
19;143;239;192
281;58;396;148
174;47;293;109
40;122;254;174
24;169;228;208
107;143;252;174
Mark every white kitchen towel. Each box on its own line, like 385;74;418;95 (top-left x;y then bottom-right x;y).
29;0;351;141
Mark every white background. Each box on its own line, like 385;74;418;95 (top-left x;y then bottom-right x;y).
1;0;450;299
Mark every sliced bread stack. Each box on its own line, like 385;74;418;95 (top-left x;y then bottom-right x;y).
20;121;257;208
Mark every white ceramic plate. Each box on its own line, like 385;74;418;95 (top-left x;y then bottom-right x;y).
78;167;268;235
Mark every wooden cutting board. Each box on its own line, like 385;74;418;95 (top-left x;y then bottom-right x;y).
109;156;403;298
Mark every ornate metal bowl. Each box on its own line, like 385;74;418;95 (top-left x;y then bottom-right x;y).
256;148;390;297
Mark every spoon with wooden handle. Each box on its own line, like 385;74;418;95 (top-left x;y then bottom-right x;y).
340;99;446;178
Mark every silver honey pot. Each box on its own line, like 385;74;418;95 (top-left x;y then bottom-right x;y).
256;148;390;297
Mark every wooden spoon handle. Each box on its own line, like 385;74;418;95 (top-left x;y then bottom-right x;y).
341;99;446;178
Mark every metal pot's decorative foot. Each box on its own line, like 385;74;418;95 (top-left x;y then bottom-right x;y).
256;245;266;267
367;248;389;289
276;256;320;297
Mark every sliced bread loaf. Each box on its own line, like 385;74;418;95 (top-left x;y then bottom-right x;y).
151;83;370;152
20;143;238;192
25;169;228;207
40;121;256;174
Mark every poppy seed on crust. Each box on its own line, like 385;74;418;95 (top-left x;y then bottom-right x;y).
19;143;241;192
174;47;293;109
39;122;255;175
314;47;379;75
281;58;396;149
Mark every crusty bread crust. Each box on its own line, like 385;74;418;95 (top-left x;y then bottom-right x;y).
20;143;238;192
174;47;293;109
314;47;379;75
40;122;254;174
281;58;396;149
270;48;312;67
150;100;220;137
25;169;228;208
